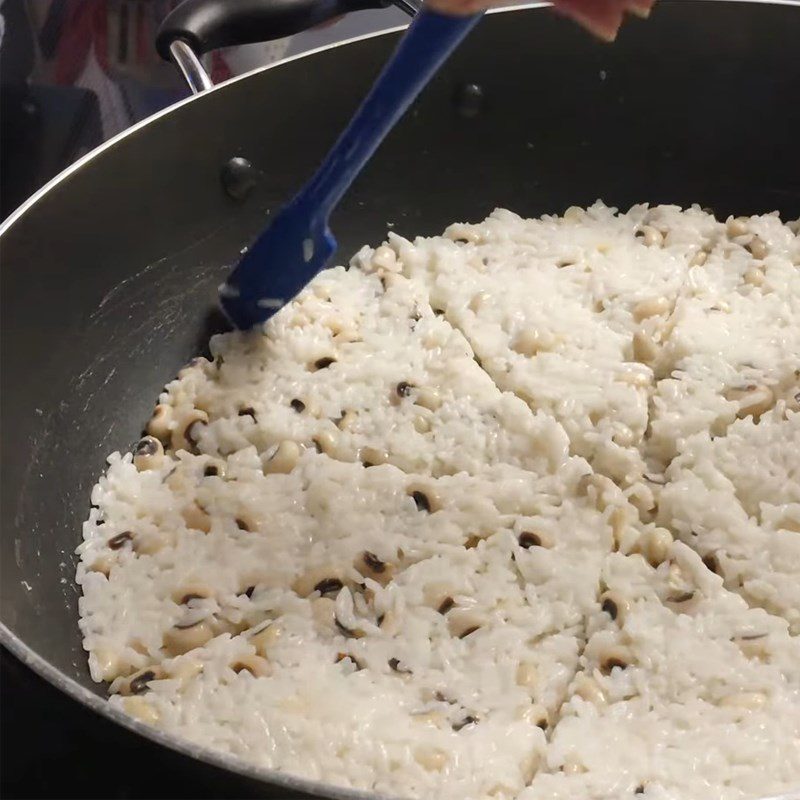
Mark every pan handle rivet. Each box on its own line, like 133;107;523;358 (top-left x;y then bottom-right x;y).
453;83;484;118
221;157;257;201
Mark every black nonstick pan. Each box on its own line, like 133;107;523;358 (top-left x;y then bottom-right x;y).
1;2;799;797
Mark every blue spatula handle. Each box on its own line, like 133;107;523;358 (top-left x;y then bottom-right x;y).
220;6;482;330
296;8;482;223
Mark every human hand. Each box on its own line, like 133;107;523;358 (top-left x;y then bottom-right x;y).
427;0;655;41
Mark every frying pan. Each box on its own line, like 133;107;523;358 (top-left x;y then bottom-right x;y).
1;1;799;798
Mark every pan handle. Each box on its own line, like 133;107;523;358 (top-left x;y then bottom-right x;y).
157;0;420;93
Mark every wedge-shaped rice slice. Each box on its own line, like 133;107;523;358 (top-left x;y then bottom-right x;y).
523;542;800;799
154;264;565;478
657;408;800;632
646;212;800;469
83;449;621;798
386;203;704;493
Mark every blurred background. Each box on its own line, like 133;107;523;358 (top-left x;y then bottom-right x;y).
0;0;409;219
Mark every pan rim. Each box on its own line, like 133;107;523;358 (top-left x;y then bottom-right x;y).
2;1;800;798
0;4;554;237
2;0;798;239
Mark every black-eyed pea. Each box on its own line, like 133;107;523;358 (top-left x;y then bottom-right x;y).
640;526;673;566
312;356;337;371
170;408;208;453
378;609;399;635
561;757;588;775
165;466;190;492
743;267;765;287
181;504;212;534
469;291;490;312
123;696;161;725
169;659;203;685
719;692;767;711
521;752;541;785
446;222;481;243
412;710;445;727
580;473;616;510
600;590;629;624
724;384;774;420
517;531;552;549
632;296;670;322
599;645;633;674
337;410;357;431
733;633;770;661
333;327;361;344
610;506;636;551
309;597;338;635
727;217;750;238
414;747;448;771
372;244;399;271
360;446;389;468
632;329;659;364
515;661;538;691
129;639;149;656
407;484;441;513
423;581;456;612
512;328;555;357
747;235;768;260
519;702;549;730
354;551;394;586
447;609;485;639
322;315;349;337
636;226;664;247
573;674;607;706
779;515;800;534
250;623;282;656
414;388;442;412
629;483;656;517
313;430;339;456
230;655;271;678
118;665;166;696
334;615;365;639
133;436;165;471
413;412;432;434
292;566;345;598
710;299;731;313
616;363;653;389
147;404;173;443
611;424;636;448
234;513;258;533
171;582;213;605
208;615;246;638
92;647;126;681
264;440;301;474
133;531;169;556
162;620;214;656
664;563;697;608
107;531;134;550
89;555;114;577
563;206;585;222
202;459;226;479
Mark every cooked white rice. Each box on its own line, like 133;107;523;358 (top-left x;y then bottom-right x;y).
77;203;800;800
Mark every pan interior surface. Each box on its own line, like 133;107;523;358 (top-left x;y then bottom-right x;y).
1;2;799;797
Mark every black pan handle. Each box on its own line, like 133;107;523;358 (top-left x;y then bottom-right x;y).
156;0;415;61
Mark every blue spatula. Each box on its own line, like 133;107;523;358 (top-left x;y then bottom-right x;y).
219;7;483;330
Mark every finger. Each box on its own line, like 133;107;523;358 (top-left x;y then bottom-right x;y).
551;0;627;42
